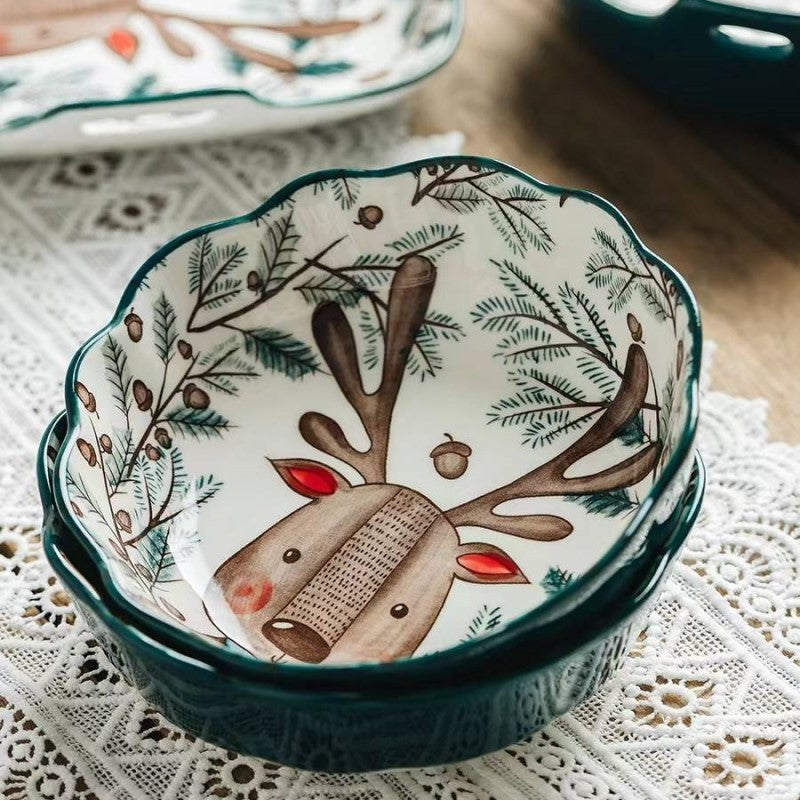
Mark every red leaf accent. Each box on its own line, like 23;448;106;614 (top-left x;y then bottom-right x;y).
106;28;138;61
273;460;340;498
457;551;520;577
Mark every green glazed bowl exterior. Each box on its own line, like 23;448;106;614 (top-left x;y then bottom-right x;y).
39;411;700;690
41;417;705;769
566;0;800;124
50;155;703;688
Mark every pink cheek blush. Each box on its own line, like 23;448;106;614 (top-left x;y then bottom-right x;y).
225;578;273;615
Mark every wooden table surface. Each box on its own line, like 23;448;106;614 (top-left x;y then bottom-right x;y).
411;0;800;444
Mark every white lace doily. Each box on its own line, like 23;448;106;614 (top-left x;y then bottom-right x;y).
1;111;799;800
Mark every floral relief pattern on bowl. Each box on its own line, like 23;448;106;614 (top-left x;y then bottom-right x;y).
53;156;701;668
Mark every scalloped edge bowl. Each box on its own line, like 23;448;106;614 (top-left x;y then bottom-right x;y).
51;155;702;687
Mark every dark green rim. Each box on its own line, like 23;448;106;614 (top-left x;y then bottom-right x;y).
42;446;705;700
0;0;463;136
50;154;703;687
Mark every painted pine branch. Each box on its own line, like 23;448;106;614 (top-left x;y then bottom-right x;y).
565;488;638;518
153;292;178;364
164;408;231;439
239;327;319;379
102;335;132;418
540;566;575;597
462;605;503;641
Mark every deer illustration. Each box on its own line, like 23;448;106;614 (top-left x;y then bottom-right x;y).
204;255;661;665
0;0;372;69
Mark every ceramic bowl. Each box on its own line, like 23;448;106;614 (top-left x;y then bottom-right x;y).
41;411;705;770
0;0;462;157
52;156;701;684
566;0;800;124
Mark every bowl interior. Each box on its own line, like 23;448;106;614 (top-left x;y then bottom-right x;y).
0;0;460;132
56;158;698;667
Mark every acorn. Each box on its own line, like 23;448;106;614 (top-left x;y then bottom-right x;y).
145;444;161;461
99;434;112;453
627;313;642;342
676;339;684;377
115;509;132;533
75;382;96;413
133;379;153;411
182;382;210;410
247;270;262;292
77;438;97;467
70;501;84;518
177;339;193;360
429;434;472;479
355;205;383;229
124;310;143;342
154;427;172;448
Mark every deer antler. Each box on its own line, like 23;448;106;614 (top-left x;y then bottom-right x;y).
445;343;661;541
299;255;436;483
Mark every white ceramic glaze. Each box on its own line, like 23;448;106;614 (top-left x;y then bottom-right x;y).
0;0;461;156
54;158;699;666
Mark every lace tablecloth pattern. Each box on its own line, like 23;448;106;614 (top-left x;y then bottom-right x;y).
1;111;799;800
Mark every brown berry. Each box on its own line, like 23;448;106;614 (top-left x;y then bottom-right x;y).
177;339;193;360
247;271;262;292
75;382;96;413
159;598;186;621
145;444;161;461
77;438;97;467
426;165;438;176
124;310;143;342
182;382;210;410
429;434;472;480
133;379;153;411
99;434;112;453
115;509;132;533
356;205;383;230
627;313;642;342
70;501;84;518
154;427;172;448
109;538;126;558
468;163;481;172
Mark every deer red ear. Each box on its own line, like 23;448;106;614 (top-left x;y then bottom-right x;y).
106;28;138;61
455;543;528;584
269;459;351;499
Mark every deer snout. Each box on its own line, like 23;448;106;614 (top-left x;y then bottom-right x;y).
262;618;331;664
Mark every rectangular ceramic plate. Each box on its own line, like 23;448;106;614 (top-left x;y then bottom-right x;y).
0;0;462;157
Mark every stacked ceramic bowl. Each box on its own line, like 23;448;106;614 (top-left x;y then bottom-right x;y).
40;157;704;772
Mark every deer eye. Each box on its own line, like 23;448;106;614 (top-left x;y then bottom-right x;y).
282;548;301;564
390;603;408;619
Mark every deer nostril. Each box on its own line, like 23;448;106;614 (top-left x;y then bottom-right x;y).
262;619;331;664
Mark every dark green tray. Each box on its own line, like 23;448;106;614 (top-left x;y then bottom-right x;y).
566;0;800;124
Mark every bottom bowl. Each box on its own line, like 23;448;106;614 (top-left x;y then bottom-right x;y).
41;452;705;772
